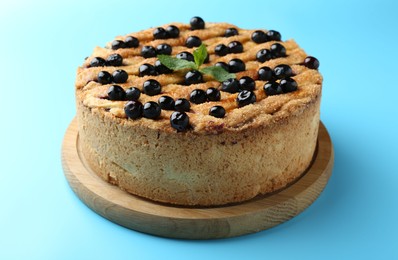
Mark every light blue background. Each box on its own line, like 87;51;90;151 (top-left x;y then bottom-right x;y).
1;0;397;259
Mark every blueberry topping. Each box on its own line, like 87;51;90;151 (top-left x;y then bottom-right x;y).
206;87;221;101
90;57;106;67
251;30;268;43
124;101;143;119
184;70;203;85
156;43;172;55
125;87;141;101
142;101;161;119
141;46;157;58
174;98;190;112
139;63;157;77
111;40;126;50
112;69;128;83
279;78;298;93
263;81;283;95
270;43;286;58
225;28;238;37
257;66;274;81
256;49;272;62
228;41;243;53
215;44;229;56
143;79;162;96
154;59;173;74
221;78;240;93
239;76;255;91
125;36;139;48
304;56;320;69
97;71;113;84
266;30;281;41
106;53;123;66
153;27;168;39
176;51;194;62
273;64;293;79
166;25;180;38
185;36;202;48
189;89;207;104
158;95;175;110
190;16;205;30
237;90;256;107
204;53;210;63
215;62;229;72
228;59;245;73
170;111;190;131
107;85;126;100
209;106;226;118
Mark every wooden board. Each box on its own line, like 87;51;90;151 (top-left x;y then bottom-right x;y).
62;118;333;239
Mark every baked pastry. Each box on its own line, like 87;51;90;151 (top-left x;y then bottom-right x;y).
75;16;322;206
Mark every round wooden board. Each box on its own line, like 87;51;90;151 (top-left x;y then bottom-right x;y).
62;118;333;239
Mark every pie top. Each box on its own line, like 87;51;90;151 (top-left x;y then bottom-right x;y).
75;17;322;134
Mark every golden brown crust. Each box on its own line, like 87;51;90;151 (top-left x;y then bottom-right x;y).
75;21;323;206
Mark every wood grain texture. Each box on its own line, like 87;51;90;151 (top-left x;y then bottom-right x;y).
61;118;333;239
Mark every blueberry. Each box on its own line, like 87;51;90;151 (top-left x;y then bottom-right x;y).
215;44;229;56
112;69;128;83
111;40;126;50
237;90;256;107
215;62;229;72
176;51;194;62
153;27;168;39
251;30;268;43
166;25;180;38
209;106;226;118
206;87;221;101
185;36;202;48
190;89;207;104
124;101;143;119
203;53;210;63
266;30;281;41
239;76;255;91
125;87;141;101
142;101;161;119
97;71;113;84
174;98;190;112
184;70;203;85
158;95;175;110
106;53;123;66
170;111;190;131
90;57;106;67
257;66;274;81
225;28;238;37
221;78;240;93
270;43;286;58
107;85;126;100
125;36;139;48
141;46;157;58
263;81;283;95
139;63;157;77
273;64;293;79
228;59;245;73
154;59;173;74
280;78;298;93
228;41;243;53
256;49;272;62
190;16;205;30
156;43;172;55
304;56;320;69
143;79;161;96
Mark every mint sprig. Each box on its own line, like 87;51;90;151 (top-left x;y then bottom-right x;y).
157;44;235;82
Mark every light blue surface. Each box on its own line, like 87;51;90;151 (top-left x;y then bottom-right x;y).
1;0;397;259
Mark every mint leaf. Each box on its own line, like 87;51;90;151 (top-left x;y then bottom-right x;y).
157;55;197;70
193;44;207;68
200;66;236;82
